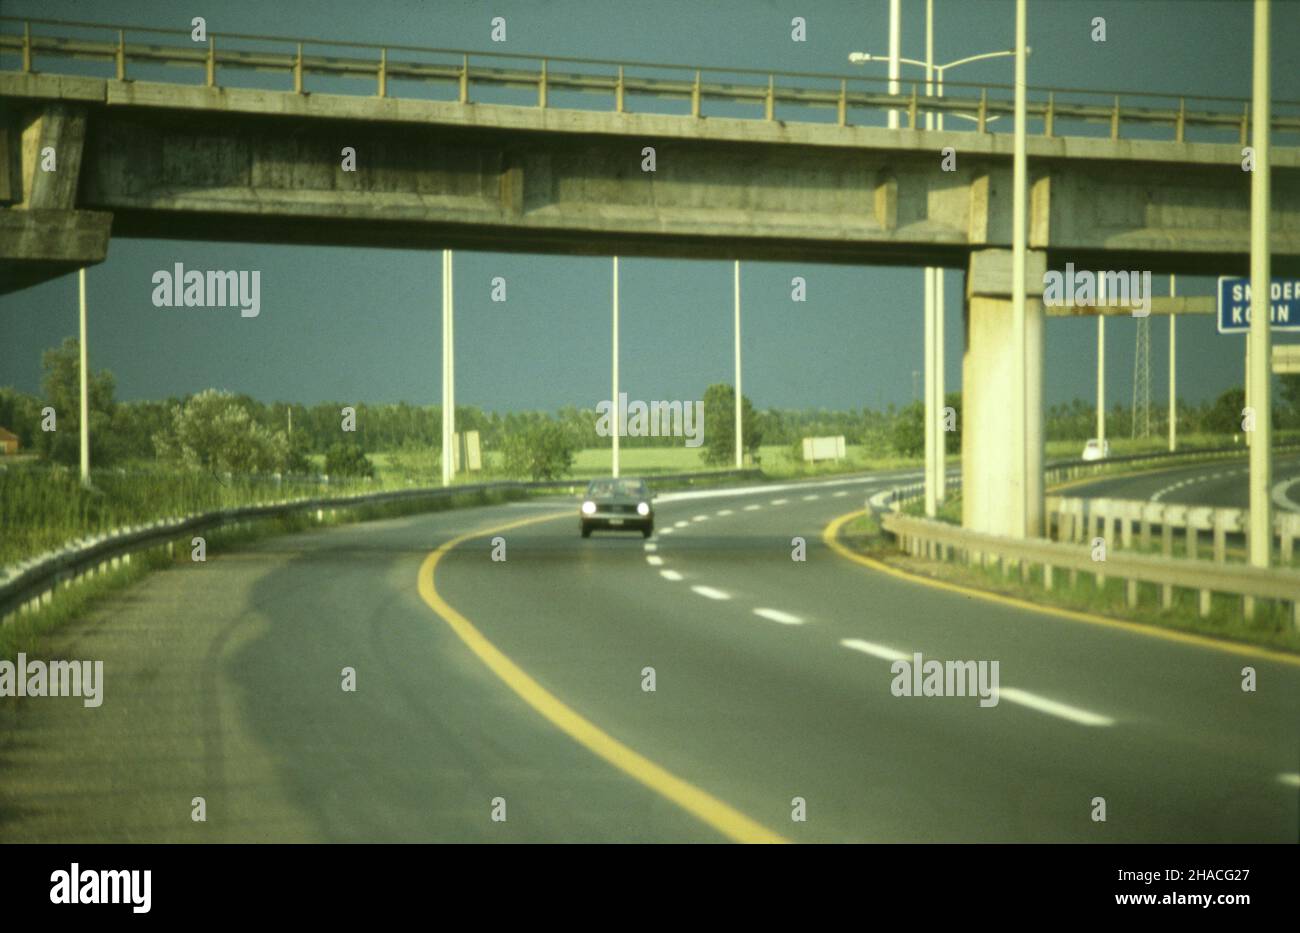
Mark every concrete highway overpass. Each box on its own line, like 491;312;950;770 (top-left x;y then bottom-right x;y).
3;17;1299;539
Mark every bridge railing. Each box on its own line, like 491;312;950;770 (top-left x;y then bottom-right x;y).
3;16;1299;146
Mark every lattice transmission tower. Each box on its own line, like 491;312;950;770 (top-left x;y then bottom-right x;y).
1131;316;1151;438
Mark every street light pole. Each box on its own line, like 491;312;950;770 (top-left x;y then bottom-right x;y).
612;256;621;479
923;0;937;517
1247;0;1272;587
888;0;900;129
734;260;743;469
851;43;1018;514
78;267;90;488
1169;275;1177;452
1012;0;1030;535
1097;316;1106;446
440;249;454;487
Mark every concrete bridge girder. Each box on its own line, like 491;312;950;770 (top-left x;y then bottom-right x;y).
0;101;111;292
1;73;1297;273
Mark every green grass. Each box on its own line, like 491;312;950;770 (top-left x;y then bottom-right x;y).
0;463;391;567
0;485;530;662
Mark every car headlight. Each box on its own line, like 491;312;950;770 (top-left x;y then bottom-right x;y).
636;502;650;516
581;500;597;515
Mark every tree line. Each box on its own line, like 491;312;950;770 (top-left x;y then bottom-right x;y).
3;338;1300;476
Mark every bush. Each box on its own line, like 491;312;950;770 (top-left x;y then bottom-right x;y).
500;420;576;481
324;442;375;479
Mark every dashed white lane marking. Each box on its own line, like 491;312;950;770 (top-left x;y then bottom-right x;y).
802;494;820;501
692;515;709;522
659;527;675;535
645;555;664;566
1278;773;1300;788
833;491;848;498
1272;477;1300;513
753;608;803;625
717;509;734;516
660;569;683;581
643;542;657;552
674;520;689;528
997;688;1114;727
743;504;762;511
771;498;789;505
840;639;910;662
691;585;730;600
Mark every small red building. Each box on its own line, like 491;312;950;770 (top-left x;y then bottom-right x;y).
0;427;19;455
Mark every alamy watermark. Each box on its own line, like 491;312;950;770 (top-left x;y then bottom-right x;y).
0;653;103;707
1043;262;1152;317
151;263;261;318
890;652;1000;707
596;393;703;448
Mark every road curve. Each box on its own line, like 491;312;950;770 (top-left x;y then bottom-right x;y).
1;472;1296;842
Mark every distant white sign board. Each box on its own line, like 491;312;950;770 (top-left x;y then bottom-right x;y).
802;436;846;462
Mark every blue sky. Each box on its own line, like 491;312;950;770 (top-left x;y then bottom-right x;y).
2;0;1297;413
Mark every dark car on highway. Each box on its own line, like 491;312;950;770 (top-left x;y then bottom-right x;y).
580;477;655;538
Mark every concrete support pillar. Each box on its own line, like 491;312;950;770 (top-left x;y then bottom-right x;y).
962;248;1046;538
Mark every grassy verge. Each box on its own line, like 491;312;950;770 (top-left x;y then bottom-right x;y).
837;513;1300;654
0;485;528;662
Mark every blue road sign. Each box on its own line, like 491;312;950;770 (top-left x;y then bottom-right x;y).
1217;276;1300;333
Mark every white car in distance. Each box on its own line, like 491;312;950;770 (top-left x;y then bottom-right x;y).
1081;438;1110;461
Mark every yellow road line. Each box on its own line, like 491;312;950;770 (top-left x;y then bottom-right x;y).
417;510;788;844
824;509;1300;669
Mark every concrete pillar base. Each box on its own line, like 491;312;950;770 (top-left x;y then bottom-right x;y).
962;249;1046;539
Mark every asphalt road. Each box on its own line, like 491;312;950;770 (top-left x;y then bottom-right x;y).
2;468;1297;842
1058;450;1300;511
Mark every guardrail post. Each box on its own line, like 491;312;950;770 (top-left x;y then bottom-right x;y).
1198;589;1211;617
977;88;987;133
115;30;126;80
1044;92;1055;137
538;58;548;108
692;70;702;117
1125;578;1138;608
206;38;216;87
765;75;775;121
837;79;846;126
22;21;31;73
1043;563;1053;591
1175;97;1186;142
1239;103;1249;146
460;54;470;104
1212;510;1227;564
616;66;625;113
378;48;387;98
1110;95;1121;140
907;83;918;129
294;43;304;94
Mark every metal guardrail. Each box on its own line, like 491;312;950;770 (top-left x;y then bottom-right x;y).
882;443;1299;512
882;510;1300;625
1047;494;1300;564
2;16;1299;144
0;467;758;624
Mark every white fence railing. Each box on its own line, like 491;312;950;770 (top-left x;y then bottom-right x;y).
880;511;1300;626
1047;495;1300;564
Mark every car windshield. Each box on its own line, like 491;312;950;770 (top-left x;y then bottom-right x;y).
587;479;647;498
